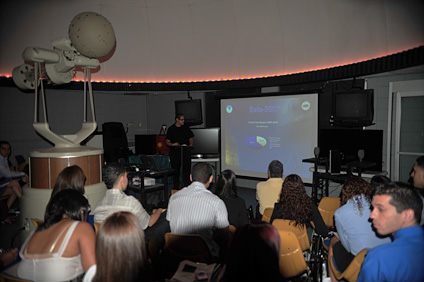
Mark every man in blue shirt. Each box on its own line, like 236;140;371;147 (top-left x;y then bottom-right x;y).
357;182;424;282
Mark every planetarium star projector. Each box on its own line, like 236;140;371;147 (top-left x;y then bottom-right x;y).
12;11;115;239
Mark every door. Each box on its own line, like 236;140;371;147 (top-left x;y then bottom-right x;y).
393;87;424;182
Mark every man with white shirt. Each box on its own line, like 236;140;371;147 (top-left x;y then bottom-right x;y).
166;162;229;257
94;162;167;242
0;141;28;213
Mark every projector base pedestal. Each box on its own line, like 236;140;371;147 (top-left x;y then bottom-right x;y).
20;182;106;242
20;146;107;242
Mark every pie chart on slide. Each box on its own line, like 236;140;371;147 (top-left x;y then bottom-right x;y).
246;136;267;149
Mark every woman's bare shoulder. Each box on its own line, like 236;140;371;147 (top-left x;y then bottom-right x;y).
74;221;95;234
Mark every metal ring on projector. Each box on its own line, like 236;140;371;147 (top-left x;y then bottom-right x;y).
12;64;39;90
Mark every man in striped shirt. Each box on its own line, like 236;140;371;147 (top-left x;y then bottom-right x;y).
166;162;230;258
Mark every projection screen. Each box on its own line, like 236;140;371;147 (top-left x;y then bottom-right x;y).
220;93;318;183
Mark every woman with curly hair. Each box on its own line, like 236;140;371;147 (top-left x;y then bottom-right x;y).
270;174;328;237
328;177;391;282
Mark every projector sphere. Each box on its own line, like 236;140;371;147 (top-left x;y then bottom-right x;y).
69;12;115;58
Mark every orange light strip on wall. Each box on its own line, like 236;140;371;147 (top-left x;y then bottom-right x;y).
0;48;419;83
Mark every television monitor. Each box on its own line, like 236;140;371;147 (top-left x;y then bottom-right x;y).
220;93;318;183
331;89;374;127
319;129;383;172
191;128;220;158
175;99;203;126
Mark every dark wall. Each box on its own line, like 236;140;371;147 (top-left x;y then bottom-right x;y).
204;92;220;128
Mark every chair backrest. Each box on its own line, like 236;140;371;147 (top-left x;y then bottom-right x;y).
14;155;28;173
228;225;236;234
272;219;310;252
261;207;273;223
277;230;308;279
164;233;215;264
0;272;32;282
31;218;44;229
330;248;369;282
318;197;341;227
93;222;101;235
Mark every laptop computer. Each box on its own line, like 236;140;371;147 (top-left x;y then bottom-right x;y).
139;154;169;173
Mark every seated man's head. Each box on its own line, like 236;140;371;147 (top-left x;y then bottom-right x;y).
370;182;422;236
268;160;283;178
103;162;127;190
0;140;11;158
370;175;391;189
190;162;213;187
411;156;424;189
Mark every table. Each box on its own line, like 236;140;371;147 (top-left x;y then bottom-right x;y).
303;157;331;205
303;157;387;205
127;168;177;211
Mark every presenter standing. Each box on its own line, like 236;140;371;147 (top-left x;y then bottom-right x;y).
165;113;194;189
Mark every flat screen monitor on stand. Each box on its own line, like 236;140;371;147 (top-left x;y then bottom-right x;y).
190;128;220;159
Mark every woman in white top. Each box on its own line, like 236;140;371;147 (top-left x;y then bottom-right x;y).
83;211;147;282
18;189;96;282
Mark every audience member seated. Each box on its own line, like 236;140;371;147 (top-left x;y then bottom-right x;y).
328;177;391;282
51;165;86;199
215;169;249;228
166;162;230;259
83;211;148;282
256;160;284;218
370;174;391;189
17;189;95;282
0;140;28;216
357;182;424;282
270;174;328;238
220;221;282;282
94;162;168;245
0;248;18;269
409;155;424;224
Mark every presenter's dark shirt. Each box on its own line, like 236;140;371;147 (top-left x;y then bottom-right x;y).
165;124;194;151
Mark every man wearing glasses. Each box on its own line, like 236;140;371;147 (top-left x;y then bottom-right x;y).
166;113;194;189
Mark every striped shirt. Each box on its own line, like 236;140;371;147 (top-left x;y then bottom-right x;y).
166;181;229;234
94;189;150;229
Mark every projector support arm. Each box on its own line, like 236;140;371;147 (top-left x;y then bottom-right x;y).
32;67;97;148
